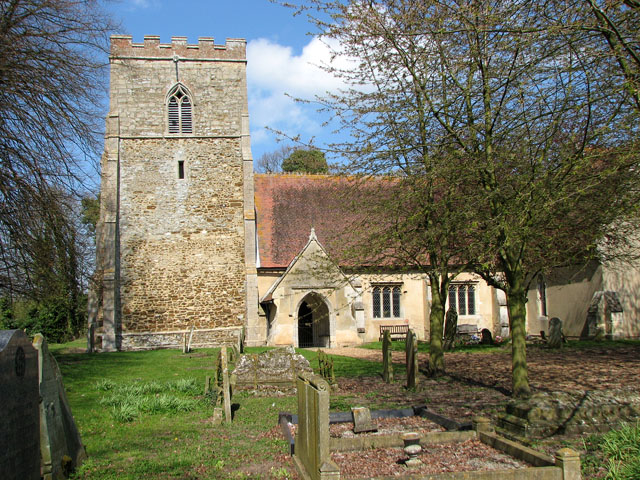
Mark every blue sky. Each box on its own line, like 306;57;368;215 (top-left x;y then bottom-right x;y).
107;0;344;162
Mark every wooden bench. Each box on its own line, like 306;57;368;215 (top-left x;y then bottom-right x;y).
456;324;480;336
379;324;409;341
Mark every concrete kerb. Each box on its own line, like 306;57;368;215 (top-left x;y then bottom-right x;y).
287;406;582;480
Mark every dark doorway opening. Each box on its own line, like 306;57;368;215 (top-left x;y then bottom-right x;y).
297;293;331;348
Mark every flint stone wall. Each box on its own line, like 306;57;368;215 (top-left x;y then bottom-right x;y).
232;347;312;391
499;388;640;437
0;330;40;480
94;36;250;349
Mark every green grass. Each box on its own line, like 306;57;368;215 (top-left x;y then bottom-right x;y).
358;339;508;354
52;338;638;479
582;423;640;480
52;341;387;479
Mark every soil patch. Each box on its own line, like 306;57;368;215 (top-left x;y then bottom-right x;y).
333;439;529;479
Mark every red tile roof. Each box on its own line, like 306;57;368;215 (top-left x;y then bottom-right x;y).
254;174;367;268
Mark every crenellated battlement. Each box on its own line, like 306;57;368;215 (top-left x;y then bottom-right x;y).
110;35;246;61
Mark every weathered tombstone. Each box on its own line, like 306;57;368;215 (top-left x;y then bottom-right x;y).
0;330;40;480
480;328;493;345
405;328;413;362
232;347;312;393
548;317;563;349
406;332;419;389
382;329;394;383
293;372;340;480
33;334;87;479
212;348;232;423
352;407;377;434
220;348;232;423
442;306;458;351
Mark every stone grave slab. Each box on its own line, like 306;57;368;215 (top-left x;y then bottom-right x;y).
232;346;312;392
351;407;377;434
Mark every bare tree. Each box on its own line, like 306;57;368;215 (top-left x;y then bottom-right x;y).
285;0;640;397
0;0;115;334
255;144;294;173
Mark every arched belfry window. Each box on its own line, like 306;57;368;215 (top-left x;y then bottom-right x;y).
167;84;193;134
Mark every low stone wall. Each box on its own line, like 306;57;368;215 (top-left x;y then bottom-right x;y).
499;388;640;438
113;327;243;351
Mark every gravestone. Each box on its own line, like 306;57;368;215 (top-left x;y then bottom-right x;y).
406;330;419;389
548;317;563;349
442;306;458;351
382;329;393;383
293;372;340;480
0;330;40;480
352;407;377;434
480;328;493;345
232;346;312;392
405;327;413;361
219;348;232;423
34;334;86;479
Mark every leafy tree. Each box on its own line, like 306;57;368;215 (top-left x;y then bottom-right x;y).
282;149;329;174
255;145;294;173
287;0;640;396
81;193;100;238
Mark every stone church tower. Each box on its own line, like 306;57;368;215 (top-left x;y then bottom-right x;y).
88;35;260;351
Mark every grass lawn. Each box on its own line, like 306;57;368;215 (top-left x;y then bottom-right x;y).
52;338;639;479
54;340;384;479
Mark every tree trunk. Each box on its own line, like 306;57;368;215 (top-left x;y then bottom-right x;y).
506;283;531;398
428;276;446;376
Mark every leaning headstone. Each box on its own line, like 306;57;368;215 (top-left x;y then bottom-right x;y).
352;407;377;434
186;324;195;353
480;328;493;345
33;334;87;479
382;329;394;383
442;306;458;351
407;333;419;389
548;317;563;349
0;330;40;480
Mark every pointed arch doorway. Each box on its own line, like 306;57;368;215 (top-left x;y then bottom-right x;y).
297;292;331;348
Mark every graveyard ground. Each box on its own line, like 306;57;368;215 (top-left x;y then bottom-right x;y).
51;339;640;480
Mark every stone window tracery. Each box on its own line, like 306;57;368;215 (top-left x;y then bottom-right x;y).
372;285;401;318
167;84;193;134
448;283;476;316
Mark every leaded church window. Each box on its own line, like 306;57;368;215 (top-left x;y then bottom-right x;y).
372;285;401;318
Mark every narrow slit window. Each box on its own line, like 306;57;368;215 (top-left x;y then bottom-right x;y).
178;161;185;179
167;84;193;134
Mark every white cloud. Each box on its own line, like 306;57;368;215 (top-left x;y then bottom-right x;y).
247;36;351;153
127;0;158;10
